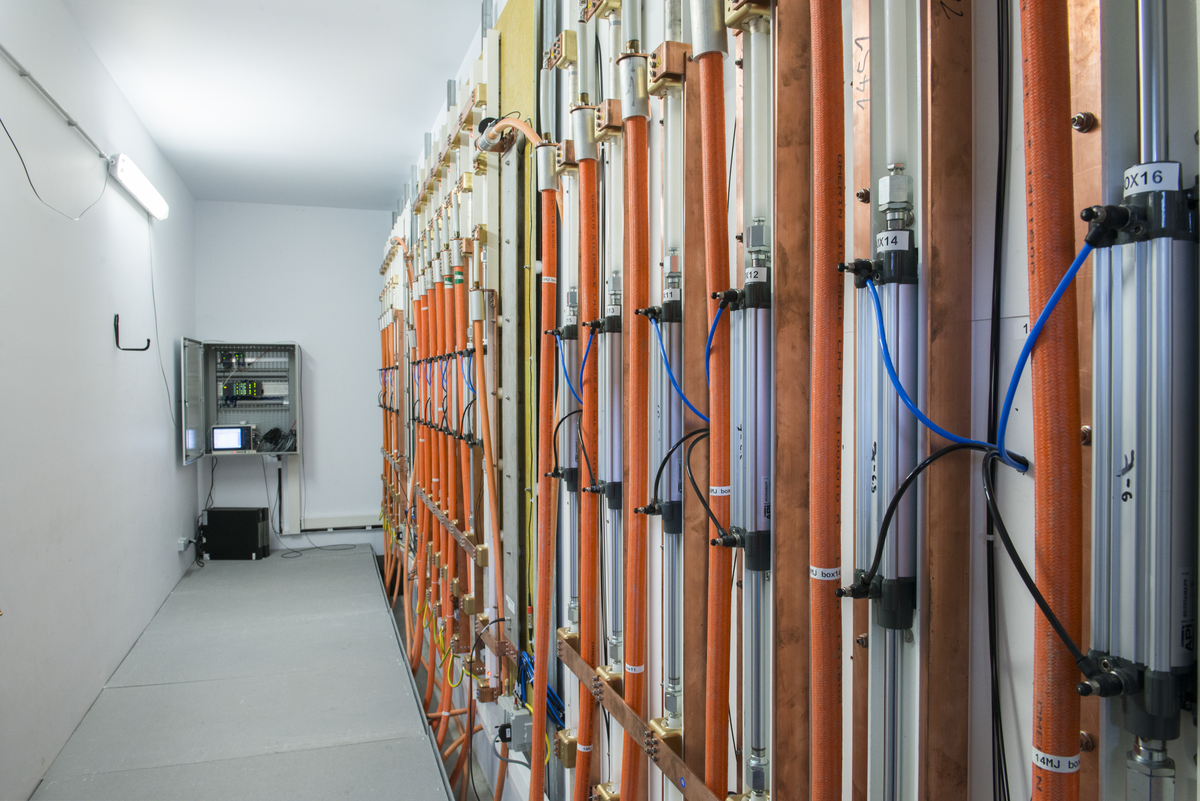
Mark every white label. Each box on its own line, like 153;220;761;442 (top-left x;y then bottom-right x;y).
543;275;557;284
606;305;621;317
709;485;731;497
1032;748;1080;774
626;664;645;674
506;595;516;613
744;267;766;283
566;315;578;326
876;230;910;253
664;288;681;302
577;744;593;753
1123;162;1180;196
810;566;841;581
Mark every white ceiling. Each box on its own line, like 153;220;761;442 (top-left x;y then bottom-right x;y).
63;0;481;210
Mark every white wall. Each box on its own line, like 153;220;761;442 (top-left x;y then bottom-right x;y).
194;201;391;551
0;3;198;798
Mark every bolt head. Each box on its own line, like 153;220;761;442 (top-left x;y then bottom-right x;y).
1071;111;1096;133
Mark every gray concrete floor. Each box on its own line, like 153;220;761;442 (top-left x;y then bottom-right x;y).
32;548;452;800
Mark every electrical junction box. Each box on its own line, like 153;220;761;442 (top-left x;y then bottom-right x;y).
497;695;533;753
180;340;302;465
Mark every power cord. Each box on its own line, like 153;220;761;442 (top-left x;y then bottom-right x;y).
0;113;108;220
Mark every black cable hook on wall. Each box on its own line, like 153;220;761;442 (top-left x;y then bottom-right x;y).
113;314;150;351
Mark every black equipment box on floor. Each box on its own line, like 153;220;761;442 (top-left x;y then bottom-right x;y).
200;507;269;560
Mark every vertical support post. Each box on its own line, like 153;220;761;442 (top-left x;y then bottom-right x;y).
771;0;814;797
918;1;974;798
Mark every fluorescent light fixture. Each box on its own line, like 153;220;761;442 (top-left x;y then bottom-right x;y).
108;153;169;220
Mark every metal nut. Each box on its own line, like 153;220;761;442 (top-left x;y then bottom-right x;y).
1071;111;1096;133
855;633;869;649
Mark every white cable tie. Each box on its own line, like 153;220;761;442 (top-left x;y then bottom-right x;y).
810;566;841;581
1032;748;1080;774
626;663;645;674
709;485;730;497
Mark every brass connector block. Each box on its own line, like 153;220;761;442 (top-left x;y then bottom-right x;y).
582;0;621;21
596;664;624;697
450;577;460;598
461;594;476;615
546;30;577;69
439;565;449;581
554;729;578;768
474;544;489;567
477;683;499;703
647;718;684;757
725;0;770;29
648;41;691;96
594;783;620;801
555;140;577;174
594;99;623;140
557;626;580;655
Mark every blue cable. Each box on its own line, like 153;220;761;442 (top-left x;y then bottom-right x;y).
651;318;709;423
866;278;994;451
704;306;724;389
556;335;583;405
579;329;594;393
995;243;1094;470
459;354;476;395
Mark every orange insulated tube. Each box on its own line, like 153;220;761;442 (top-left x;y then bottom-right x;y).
810;0;846;797
694;50;735;796
572;154;601;801
528;185;560;801
619;113;652;801
1019;0;1083;797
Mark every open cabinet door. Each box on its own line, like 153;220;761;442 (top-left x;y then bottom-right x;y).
181;337;204;465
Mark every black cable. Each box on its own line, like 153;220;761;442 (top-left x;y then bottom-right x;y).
550;409;582;473
981;453;1090;671
0;113;108;221
684;433;726;539
262;457;303;558
459;398;476;440
987;2;1014;794
856;443;992;589
651;428;709;506
576;415;595;487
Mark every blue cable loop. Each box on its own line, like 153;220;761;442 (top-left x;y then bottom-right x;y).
866;278;994;451
705;306;724;388
459;354;476;395
651;318;709;423
555;335;583;406
995;243;1094;470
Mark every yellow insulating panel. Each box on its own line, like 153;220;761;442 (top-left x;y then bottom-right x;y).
496;0;536;121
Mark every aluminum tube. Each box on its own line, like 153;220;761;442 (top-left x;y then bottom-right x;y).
606;503;625;664
664;91;684;253
1138;0;1168;163
620;54;650;119
540;67;555;140
665;0;682;42
572;106;599;161
754;309;772;531
576;17;594;103
689;0;728;57
747;19;772;221
624;0;643;50
747;569;770;796
664;530;683;724
609;17;623;98
884;0;909;166
1090;248;1113;655
895;283;919;578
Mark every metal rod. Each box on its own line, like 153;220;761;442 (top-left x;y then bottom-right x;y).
0;40;109;160
1138;0;1168;162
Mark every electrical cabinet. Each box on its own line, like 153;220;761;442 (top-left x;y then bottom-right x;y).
180;339;302;465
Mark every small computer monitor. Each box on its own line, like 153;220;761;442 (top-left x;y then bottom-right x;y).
211;425;253;452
